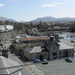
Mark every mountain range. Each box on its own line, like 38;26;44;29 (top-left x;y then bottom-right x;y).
0;16;16;22
31;16;75;22
0;16;75;22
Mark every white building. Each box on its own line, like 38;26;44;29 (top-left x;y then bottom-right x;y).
5;25;13;31
0;25;5;32
0;25;13;32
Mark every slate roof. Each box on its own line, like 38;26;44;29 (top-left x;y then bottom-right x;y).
30;46;42;53
0;56;23;75
58;42;74;50
41;48;48;52
46;39;73;50
25;46;48;53
24;47;33;53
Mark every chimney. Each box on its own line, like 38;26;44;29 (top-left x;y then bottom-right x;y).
50;36;54;42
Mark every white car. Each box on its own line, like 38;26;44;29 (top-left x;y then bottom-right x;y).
42;59;48;64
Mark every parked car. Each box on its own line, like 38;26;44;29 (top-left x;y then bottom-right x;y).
65;57;73;62
34;59;41;63
42;59;48;64
71;40;75;43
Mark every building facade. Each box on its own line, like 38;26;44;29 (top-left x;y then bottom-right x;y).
0;25;13;32
45;41;74;60
0;25;5;32
24;38;74;61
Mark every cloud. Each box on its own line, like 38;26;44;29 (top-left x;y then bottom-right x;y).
42;2;63;7
0;3;4;7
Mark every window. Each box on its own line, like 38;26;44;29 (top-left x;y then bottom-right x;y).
53;47;55;50
70;50;72;55
32;54;36;60
43;54;47;58
60;52;62;56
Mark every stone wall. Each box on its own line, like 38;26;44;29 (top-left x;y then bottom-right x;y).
0;30;17;41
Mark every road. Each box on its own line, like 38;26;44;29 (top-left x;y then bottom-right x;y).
8;52;33;75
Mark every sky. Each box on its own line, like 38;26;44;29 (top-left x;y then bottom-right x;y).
0;0;75;22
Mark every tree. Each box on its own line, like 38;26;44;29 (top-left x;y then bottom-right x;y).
4;20;10;25
70;23;75;32
30;22;33;27
43;22;48;29
0;20;3;25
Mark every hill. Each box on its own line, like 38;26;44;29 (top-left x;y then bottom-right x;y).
0;16;16;22
30;16;75;22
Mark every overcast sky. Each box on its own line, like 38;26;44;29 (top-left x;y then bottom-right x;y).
0;0;75;22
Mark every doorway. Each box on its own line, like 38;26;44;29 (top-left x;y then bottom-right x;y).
52;53;57;59
65;52;68;57
40;55;42;61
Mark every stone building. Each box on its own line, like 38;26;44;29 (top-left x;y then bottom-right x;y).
24;46;48;61
45;41;74;60
24;36;74;61
42;36;74;60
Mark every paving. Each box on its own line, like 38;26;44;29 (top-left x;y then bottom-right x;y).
35;58;75;75
27;64;45;75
